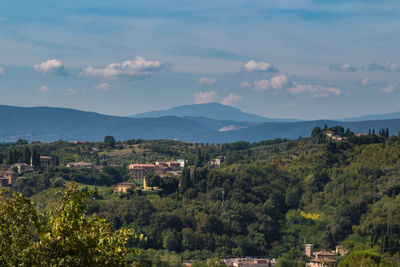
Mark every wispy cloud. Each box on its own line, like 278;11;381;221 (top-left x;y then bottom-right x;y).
221;93;243;106
0;67;5;76
193;90;219;104
288;83;341;98
82;57;166;79
38;85;50;92
330;62;400;72
380;83;399;93
34;59;68;76
93;82;113;91
198;77;216;85
242;60;278;73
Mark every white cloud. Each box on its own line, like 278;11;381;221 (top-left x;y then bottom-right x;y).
66;88;77;95
198;77;216;85
0;67;5;76
38;85;50;92
34;59;68;75
82;57;166;79
288;83;341;98
251;74;289;91
93;82;113;91
221;93;243;106
380;83;399;93
193;90;219;104
361;77;369;85
242;60;278;72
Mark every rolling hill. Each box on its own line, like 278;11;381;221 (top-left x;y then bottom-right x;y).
1;105;400;143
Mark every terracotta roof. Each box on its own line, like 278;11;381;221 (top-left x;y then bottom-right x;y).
129;164;155;168
314;251;336;256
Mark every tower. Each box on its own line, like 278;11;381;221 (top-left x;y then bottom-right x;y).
305;244;314;258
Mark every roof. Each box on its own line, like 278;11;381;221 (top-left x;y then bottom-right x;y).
12;163;30;166
314;251;336;256
68;162;94;166
129;163;155;169
310;258;337;263
40;156;52;159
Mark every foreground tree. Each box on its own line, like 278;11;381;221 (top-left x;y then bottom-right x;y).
0;183;144;266
338;250;393;267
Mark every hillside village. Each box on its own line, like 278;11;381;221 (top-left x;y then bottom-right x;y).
0;127;399;266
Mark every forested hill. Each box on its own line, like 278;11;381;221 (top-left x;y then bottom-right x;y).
3;134;400;265
1;104;400;143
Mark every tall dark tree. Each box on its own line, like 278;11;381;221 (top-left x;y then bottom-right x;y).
104;136;116;148
180;167;192;192
31;149;40;168
23;147;31;165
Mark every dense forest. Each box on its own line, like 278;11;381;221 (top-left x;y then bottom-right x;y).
1;128;400;266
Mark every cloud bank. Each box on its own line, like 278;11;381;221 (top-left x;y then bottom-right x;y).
330;62;400;72
83;57;166;79
243;75;341;98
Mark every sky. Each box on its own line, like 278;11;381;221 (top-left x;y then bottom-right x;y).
0;0;400;120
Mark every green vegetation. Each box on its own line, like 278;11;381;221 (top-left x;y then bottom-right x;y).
1;132;400;265
0;183;143;266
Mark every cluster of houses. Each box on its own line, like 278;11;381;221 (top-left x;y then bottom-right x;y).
305;244;347;267
322;131;346;142
114;160;185;193
0;155;55;187
183;257;276;267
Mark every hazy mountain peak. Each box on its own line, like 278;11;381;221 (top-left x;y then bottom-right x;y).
130;103;297;122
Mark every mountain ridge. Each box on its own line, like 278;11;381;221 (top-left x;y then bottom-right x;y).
130;102;299;122
1;104;400;143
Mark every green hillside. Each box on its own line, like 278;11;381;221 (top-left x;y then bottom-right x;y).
1;132;400;265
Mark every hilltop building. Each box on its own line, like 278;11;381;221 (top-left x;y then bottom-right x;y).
209;156;226;167
129;163;158;179
225;257;276;267
305;244;337;267
66;162;102;171
0;164;18;187
11;163;33;174
31;156;55;169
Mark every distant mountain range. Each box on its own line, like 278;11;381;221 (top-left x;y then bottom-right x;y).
130;102;299;122
339;111;400;122
1;104;400;143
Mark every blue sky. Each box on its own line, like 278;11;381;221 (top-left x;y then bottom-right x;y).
0;0;399;119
